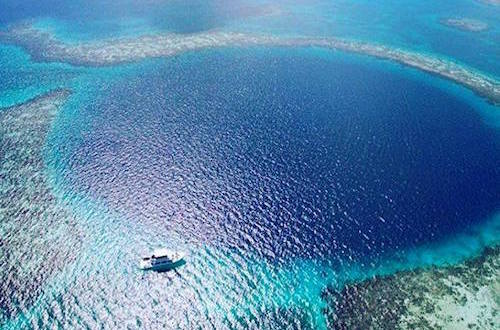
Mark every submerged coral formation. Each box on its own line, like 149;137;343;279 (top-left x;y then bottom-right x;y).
0;90;82;323
477;0;500;6
441;18;488;32
1;24;499;105
323;246;500;329
0;24;280;66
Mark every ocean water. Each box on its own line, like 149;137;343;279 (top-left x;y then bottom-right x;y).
1;0;499;329
53;48;500;261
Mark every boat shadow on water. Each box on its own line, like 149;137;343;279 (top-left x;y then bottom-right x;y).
150;259;187;274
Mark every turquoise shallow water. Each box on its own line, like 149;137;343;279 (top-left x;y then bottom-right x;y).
0;44;81;108
0;1;499;328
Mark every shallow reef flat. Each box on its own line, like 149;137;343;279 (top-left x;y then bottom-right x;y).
441;18;489;32
0;24;281;66
0;90;83;324
1;25;499;106
323;246;500;329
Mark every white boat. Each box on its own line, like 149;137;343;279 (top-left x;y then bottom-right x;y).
139;248;185;271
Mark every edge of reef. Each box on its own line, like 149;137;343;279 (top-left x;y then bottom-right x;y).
0;89;83;325
1;24;499;106
323;245;499;329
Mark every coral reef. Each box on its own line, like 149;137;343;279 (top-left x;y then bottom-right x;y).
0;90;82;322
1;25;499;105
323;246;500;329
441;18;488;32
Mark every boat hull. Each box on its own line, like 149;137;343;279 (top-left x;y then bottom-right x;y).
139;258;185;271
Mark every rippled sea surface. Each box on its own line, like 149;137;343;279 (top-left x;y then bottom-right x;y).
58;48;500;260
1;1;499;329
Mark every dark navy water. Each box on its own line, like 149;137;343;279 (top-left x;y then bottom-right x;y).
57;48;500;264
